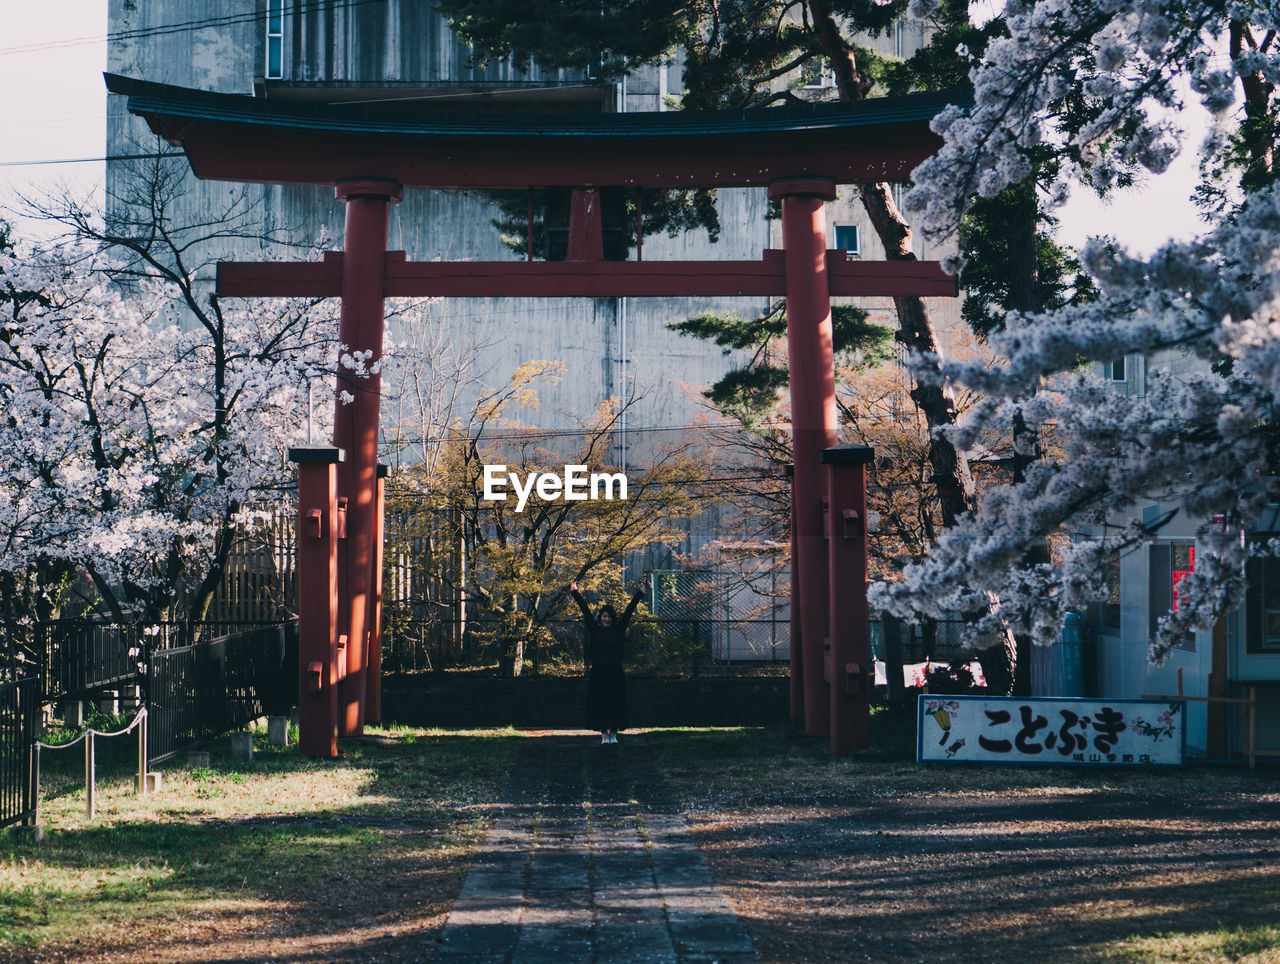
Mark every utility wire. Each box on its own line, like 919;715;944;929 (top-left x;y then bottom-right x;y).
390;422;742;444
0;152;182;168
0;0;390;56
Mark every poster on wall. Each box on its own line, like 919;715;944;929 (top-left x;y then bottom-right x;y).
917;695;1186;766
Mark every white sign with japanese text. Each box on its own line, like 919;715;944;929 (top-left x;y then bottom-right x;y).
917;695;1186;766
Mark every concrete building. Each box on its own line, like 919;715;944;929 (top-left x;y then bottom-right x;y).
106;1;961;468
106;2;965;658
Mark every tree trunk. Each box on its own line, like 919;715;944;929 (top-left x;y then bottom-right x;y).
500;640;525;678
883;613;906;706
977;622;1017;696
1007;181;1048;697
1231;20;1277;193
810;1;979;524
186;522;235;629
501;602;525;677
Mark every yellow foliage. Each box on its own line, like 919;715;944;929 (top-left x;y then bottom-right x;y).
384;363;719;676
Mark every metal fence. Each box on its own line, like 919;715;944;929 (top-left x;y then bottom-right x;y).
0;677;38;829
32;619;290;708
146;622;297;764
37;620;140;704
884;619;972;663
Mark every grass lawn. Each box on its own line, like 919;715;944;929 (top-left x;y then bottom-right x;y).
2;706;1277;962
2;725;520;963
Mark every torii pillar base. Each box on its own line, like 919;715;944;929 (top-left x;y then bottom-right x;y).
289;446;344;759
822;444;874;756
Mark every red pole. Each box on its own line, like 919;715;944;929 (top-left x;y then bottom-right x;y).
567;188;604;261
333;177;401;738
290;447;343;758
822;445;873;755
771;177;838;738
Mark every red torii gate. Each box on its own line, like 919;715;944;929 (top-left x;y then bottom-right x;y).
107;74;959;757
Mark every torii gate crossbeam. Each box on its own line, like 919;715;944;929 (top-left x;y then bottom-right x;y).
108;73;963;758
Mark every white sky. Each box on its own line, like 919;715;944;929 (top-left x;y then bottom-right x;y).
0;1;1206;256
0;0;108;230
1053;131;1208;257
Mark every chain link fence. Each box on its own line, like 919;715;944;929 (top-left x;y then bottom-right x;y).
383;568;792;675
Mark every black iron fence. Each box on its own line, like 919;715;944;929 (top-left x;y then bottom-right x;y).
380;611;975;678
32;619;289;707
874;618;973;664
37;620;139;704
146;622;297;764
0;677;38;829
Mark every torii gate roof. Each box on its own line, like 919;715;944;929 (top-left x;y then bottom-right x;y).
105;73;964;190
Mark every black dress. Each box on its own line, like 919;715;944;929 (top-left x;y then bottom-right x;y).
573;586;642;731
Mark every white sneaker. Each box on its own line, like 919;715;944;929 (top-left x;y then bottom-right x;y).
601;732;609;744
607;732;618;744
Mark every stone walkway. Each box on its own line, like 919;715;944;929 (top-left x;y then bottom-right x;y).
437;733;755;963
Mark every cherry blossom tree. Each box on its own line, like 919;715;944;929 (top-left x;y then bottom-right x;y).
0;232;336;637
1;155;358;639
875;0;1280;660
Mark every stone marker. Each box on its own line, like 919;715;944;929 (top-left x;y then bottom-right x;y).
61;700;85;728
230;731;254;760
268;715;290;746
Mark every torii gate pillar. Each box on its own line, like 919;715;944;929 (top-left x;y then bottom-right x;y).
333;177;400;739
772;177;840;739
823;444;874;755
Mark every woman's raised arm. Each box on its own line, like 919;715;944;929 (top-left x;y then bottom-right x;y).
618;580;646;630
569;582;592;621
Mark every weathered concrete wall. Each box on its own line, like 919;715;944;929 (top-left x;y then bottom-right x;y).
105;3;774;444
279;0;606;103
105;1;962;565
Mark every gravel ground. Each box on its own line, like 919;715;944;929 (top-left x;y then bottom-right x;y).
648;727;1280;964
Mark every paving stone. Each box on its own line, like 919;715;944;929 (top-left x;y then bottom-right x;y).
670;917;757;955
436;733;756;961
435;921;520;958
594;920;679;962
512;920;594;962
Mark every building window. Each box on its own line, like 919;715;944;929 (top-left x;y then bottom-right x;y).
1245;550;1280;653
834;224;859;257
1105;357;1127;381
1149;542;1196;652
266;0;284;80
